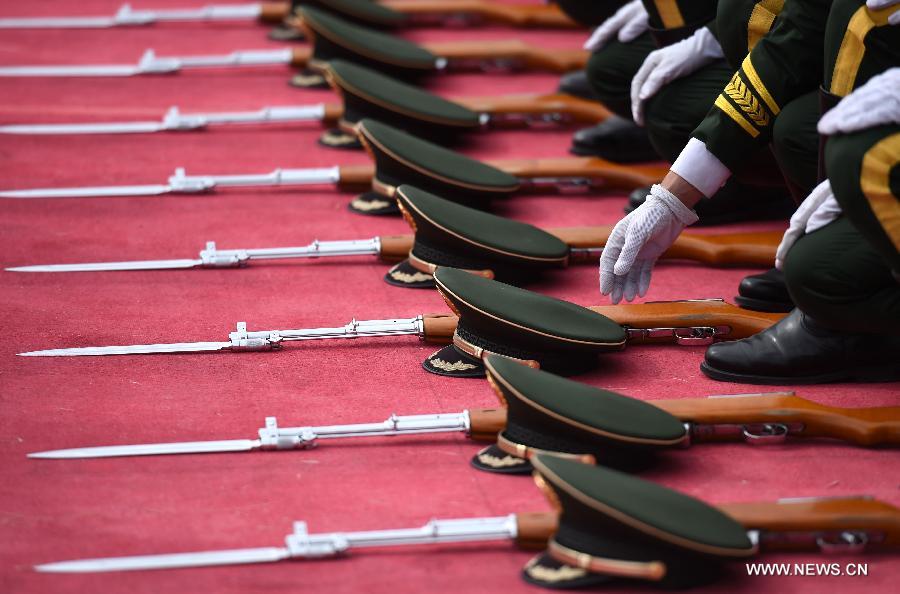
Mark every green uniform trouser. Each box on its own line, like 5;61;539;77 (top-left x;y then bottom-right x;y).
785;125;900;334
585;32;655;119
771;91;820;198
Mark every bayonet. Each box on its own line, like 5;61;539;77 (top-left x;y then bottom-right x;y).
0;47;309;77
17;316;461;357
35;516;529;573
7;239;388;272
28;409;509;459
0;105;326;135
0;165;346;199
16;299;783;357
0;3;288;29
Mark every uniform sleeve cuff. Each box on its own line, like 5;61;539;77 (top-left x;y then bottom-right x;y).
670;138;732;198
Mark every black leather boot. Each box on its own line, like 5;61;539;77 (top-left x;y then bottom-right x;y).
700;309;900;384
570;115;659;162
626;185;795;226
557;70;598;101
735;268;794;312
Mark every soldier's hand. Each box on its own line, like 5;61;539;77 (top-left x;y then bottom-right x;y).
630;27;724;125
866;0;900;25
583;0;648;51
599;185;699;303
818;68;900;135
775;181;842;270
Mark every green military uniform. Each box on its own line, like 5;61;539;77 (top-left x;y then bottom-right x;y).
784;0;900;334
585;0;719;119
634;0;795;224
700;2;900;383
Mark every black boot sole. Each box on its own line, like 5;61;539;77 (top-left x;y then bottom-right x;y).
700;361;900;385
734;295;795;313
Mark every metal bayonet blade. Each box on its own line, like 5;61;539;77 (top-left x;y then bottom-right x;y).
0;16;120;28
0;121;167;135
29;439;258;459
0;64;143;77
18;341;233;357
0;184;172;199
7;258;203;273
35;546;290;573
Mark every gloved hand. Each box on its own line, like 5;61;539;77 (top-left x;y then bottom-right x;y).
583;0;649;51
818;68;900;135
599;184;699;303
630;27;724;125
775;180;842;270
866;0;900;24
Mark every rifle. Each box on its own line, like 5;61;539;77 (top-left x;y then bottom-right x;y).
32;476;900;575
16;298;784;357
0;2;290;29
5;228;781;273
0;119;666;200
0;8;587;78
0;0;577;30
27;390;900;460
0;55;609;136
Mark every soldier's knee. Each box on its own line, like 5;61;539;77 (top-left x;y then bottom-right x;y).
772;93;819;195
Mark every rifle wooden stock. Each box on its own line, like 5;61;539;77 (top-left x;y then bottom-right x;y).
488;157;667;191
468;407;508;441
425;40;588;73
720;498;900;550
260;2;291;22
386;0;577;28
290;46;313;68
336;164;376;189
589;301;785;341
422;313;458;343
515;512;560;549
550;227;780;267
459;93;610;124
654;393;900;447
378;235;415;260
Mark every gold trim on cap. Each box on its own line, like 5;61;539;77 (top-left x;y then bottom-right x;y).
496;433;596;464
548;539;667;581
452;332;540;368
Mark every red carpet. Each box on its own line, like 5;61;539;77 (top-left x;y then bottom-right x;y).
0;2;897;593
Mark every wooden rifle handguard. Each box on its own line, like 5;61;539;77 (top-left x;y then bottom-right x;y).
720;497;900;550
654;393;900;446
515;512;559;550
468;408;509;441
487;157;668;191
589;300;785;341
424;40;589;73
550;227;781;267
259;1;291;23
422;313;459;343
385;0;577;28
458;93;611;124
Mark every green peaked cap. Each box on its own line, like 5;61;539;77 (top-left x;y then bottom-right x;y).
300;7;437;80
293;0;407;28
358;119;520;205
529;454;755;588
428;267;625;377
327;60;480;142
396;185;568;277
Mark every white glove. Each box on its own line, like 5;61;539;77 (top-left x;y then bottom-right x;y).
630;27;724;125
583;0;649;51
818;68;900;135
775;180;842;270
866;0;900;24
599;184;699;303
